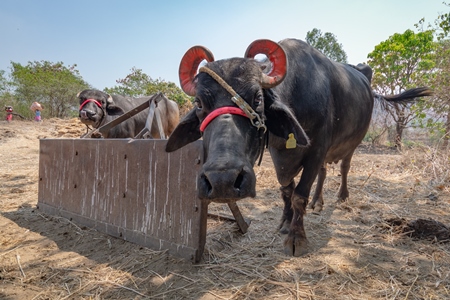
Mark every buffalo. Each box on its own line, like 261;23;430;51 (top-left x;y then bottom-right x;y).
165;38;432;256
78;89;179;138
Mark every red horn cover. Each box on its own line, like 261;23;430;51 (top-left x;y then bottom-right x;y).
245;39;287;88
179;46;214;96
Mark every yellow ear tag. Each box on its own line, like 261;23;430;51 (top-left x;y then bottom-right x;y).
286;133;297;149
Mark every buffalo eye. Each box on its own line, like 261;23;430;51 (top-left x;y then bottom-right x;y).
254;93;263;107
194;97;203;109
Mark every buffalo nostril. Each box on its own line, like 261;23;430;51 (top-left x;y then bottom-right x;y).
198;167;256;200
80;111;88;119
234;171;244;191
200;173;213;196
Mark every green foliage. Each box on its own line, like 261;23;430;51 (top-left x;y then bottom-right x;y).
9;61;90;118
432;40;450;107
368;29;435;93
413;3;450;145
305;28;348;63
414;40;450;122
144;79;191;106
415;3;449;40
367;29;435;149
437;11;450;39
104;67;192;110
0;70;15;113
363;128;385;144
104;67;151;97
0;70;8;94
425;39;450;143
0;92;26;121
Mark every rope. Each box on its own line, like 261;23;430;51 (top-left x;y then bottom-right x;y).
199;66;268;165
199;67;239;97
198;66;266;132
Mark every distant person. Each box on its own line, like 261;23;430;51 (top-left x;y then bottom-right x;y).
30;102;43;122
35;109;41;122
5;106;13;122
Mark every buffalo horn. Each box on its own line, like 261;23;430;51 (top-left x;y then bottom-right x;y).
179;46;215;96
244;39;287;88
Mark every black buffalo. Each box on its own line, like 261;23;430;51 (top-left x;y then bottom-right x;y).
165;38;432;256
78;89;179;138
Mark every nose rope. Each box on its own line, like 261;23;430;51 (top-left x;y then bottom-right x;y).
198;66;267;133
198;66;267;166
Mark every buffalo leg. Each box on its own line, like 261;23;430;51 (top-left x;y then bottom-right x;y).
285;194;309;256
285;163;320;256
308;163;326;213
278;181;295;234
337;152;354;202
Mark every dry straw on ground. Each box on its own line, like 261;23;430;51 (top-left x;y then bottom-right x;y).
1;119;449;299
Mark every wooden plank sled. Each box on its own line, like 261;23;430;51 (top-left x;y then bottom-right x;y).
38;139;251;262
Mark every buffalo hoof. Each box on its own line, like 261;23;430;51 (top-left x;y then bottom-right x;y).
308;201;323;215
283;236;308;257
312;205;323;215
278;220;290;234
337;194;349;203
91;131;103;139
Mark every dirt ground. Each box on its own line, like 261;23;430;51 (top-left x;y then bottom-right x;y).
1;118;449;299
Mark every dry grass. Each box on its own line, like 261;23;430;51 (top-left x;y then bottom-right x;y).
1;119;450;299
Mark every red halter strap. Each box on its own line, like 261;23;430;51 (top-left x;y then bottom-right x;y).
79;99;102;110
200;106;248;132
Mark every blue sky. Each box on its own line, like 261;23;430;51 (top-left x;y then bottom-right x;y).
1;0;447;90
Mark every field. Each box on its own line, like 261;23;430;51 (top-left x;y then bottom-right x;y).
1;119;449;299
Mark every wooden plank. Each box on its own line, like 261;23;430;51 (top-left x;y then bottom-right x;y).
38;139;206;262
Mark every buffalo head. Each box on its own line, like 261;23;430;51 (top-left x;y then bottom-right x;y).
78;89;125;128
166;39;309;203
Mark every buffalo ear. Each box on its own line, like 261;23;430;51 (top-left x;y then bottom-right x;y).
104;95;125;116
165;108;202;152
106;106;126;116
264;89;309;147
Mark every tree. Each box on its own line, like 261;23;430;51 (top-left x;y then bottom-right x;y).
305;28;348;63
431;6;450;146
105;67;193;114
0;70;17;116
10;61;90;118
0;70;8;94
414;3;450;147
429;40;450;146
434;5;450;40
104;67;151;97
367;29;435;149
